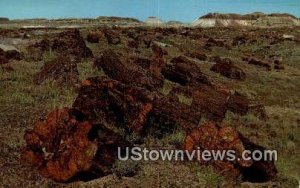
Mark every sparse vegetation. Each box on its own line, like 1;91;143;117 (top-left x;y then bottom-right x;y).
194;166;225;187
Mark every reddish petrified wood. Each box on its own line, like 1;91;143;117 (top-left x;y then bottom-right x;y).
73;76;156;133
33;55;79;86
162;56;211;87
104;30;121;45
22;107;130;182
185;51;208;61
244;57;272;71
184;122;277;182
211;58;246;80
52;29;93;58
94;49;163;90
191;86;229;121
86;31;103;43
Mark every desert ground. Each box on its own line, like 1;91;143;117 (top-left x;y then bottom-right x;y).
0;15;299;187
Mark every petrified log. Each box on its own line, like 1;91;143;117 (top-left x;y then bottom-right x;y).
22;107;130;182
23;76;274;183
142;35;153;48
26;39;51;61
227;92;249;115
27;30;93;60
244;57;271;71
273;59;284;70
162;56;211;87
184;122;277;182
73;76;156;133
94;49;163;90
211;58;246;80
86;31;102;43
127;39;139;49
0;48;9;64
33;55;79;86
104;30;121;45
151;94;201;134
52;29;93;58
185;51;208;61
172;85;264;121
191;86;229;121
0;46;21;63
74;76;202;135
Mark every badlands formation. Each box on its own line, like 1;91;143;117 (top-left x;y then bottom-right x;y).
192;12;300;27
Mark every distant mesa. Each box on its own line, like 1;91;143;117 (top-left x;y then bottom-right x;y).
0;17;9;22
96;16;141;23
166;20;186;26
145;16;164;25
192;12;300;27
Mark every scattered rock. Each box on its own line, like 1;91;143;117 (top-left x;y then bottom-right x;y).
27;30;93;60
184;122;277;182
104;30;121;45
162;56;211;86
86;31;103;43
52;29;93;58
211;58;246;80
185;51;208;61
94;49;163;90
0;49;9;64
245;57;271;71
142;36;153;48
227;92;249;115
205;37;225;48
191;86;229;121
26;39;51;61
33;55;79;86
127;39;139;49
73;77;156;133
273;59;284;70
0;44;21;62
22;107;130;182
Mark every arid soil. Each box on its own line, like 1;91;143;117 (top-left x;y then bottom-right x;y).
0;21;299;187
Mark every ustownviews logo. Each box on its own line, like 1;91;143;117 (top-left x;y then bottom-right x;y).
118;147;277;162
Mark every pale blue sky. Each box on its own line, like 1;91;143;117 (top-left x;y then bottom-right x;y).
0;0;299;22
